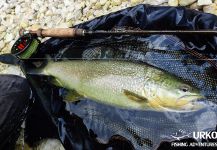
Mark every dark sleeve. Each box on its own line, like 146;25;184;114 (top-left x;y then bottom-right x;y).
0;74;31;150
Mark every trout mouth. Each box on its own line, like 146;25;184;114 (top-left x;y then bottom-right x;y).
178;94;204;100
176;94;205;106
171;94;205;111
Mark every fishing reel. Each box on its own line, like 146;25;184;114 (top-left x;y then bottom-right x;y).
11;32;41;59
10;27;85;59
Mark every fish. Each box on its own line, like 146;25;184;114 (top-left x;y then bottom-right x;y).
28;59;205;112
33;139;64;150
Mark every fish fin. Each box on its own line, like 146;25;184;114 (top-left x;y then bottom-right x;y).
123;89;148;102
50;77;63;87
63;89;83;102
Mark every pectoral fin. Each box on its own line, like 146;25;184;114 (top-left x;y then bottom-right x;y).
50;77;63;87
123;89;148;103
63;89;83;102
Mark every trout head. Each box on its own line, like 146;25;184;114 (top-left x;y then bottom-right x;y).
148;75;205;111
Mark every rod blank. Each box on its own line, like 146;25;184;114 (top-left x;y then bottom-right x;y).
19;28;217;38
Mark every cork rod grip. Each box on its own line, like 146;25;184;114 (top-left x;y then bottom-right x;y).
32;28;85;38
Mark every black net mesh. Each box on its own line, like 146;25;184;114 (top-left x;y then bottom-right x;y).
40;34;216;150
21;4;217;150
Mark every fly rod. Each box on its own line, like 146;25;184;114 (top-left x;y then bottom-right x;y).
19;28;217;38
1;27;214;70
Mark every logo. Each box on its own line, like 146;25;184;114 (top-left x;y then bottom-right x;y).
170;129;191;140
171;133;191;140
193;131;217;139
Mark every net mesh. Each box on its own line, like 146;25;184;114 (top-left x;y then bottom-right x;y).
46;34;217;149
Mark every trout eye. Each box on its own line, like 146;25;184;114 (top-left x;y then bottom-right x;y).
182;88;188;92
179;85;191;92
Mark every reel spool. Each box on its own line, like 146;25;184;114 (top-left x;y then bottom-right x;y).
11;33;40;59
